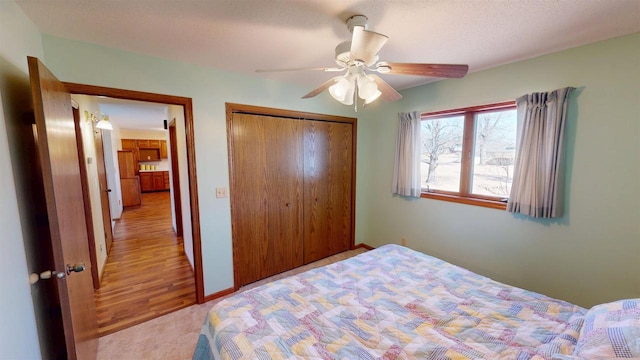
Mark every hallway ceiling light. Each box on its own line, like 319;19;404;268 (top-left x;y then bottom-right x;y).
85;110;113;131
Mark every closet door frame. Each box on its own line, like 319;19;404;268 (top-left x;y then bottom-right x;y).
226;103;357;290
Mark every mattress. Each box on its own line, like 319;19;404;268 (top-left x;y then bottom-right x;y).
194;244;587;359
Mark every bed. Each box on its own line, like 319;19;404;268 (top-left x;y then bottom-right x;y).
194;245;640;359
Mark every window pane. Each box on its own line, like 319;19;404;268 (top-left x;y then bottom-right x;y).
421;116;464;192
471;109;517;198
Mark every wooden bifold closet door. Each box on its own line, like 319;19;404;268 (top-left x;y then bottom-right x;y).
303;121;353;264
230;113;304;287
228;107;355;288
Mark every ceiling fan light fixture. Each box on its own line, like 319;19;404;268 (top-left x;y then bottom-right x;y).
357;75;378;100
340;77;356;105
276;14;467;110
329;77;351;102
364;89;382;104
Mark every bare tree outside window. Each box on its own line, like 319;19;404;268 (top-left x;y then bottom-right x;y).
420;116;464;192
419;102;517;209
472;110;517;197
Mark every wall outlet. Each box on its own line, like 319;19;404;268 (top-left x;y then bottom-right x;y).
216;187;228;198
401;237;407;247
99;244;103;254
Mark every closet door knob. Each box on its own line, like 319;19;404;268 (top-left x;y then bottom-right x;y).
285;203;291;208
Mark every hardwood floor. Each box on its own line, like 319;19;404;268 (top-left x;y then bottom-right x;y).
95;191;195;336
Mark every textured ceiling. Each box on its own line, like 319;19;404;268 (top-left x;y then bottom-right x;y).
18;0;640;131
16;0;640;93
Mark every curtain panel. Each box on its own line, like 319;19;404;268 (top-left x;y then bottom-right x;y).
507;87;574;218
392;112;422;197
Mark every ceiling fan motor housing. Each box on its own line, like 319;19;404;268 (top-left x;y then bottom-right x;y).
346;15;368;33
335;16;369;67
297;14;466;105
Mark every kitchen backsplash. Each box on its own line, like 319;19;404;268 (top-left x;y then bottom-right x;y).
139;159;170;171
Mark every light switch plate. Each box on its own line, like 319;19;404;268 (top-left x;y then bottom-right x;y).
216;187;228;198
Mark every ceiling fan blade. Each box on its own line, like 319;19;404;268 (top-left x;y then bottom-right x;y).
256;67;344;73
369;74;402;102
350;26;388;66
301;76;341;99
378;62;469;78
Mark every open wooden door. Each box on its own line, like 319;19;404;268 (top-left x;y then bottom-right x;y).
169;120;183;237
28;57;98;359
93;124;114;253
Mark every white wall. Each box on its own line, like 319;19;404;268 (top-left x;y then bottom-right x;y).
108;124;124;219
102;128;123;222
0;1;43;359
119;128;167;140
71;94;108;277
167;123;176;232
168;105;194;268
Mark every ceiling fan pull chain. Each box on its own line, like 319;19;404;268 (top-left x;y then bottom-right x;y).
354;85;358;112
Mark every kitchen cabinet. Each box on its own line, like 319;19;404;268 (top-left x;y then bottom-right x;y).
117;150;136;178
140;171;170;192
140;172;153;192
117;150;142;207
137;139;160;149
136;139;149;148
139;148;160;161
153;172;164;190
122;138;169;172
121;139;139;175
120;177;141;207
121;139;137;151
160;140;168;159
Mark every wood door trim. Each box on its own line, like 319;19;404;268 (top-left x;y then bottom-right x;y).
63;82;204;304
93;125;114;254
72;107;100;290
226;103;356;124
168;119;183;237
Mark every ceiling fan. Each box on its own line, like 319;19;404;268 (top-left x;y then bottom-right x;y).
257;15;469;109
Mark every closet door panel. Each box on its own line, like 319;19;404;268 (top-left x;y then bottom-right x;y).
303;121;353;264
230;114;303;287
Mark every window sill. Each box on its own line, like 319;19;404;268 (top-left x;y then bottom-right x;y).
420;192;507;210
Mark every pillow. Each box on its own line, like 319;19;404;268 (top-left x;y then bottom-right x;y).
572;299;640;359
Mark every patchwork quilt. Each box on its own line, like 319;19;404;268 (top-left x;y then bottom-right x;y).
194;245;587;359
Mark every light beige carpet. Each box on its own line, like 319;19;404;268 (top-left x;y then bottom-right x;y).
97;247;368;359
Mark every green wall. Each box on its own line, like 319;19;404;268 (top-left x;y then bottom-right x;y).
358;33;640;307
40;34;361;296
0;1;44;358
40;31;639;307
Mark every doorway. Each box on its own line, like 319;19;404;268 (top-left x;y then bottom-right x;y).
65;83;204;335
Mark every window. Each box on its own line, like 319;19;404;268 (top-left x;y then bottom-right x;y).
420;102;517;209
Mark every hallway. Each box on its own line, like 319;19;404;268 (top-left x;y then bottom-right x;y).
95;191;195;336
